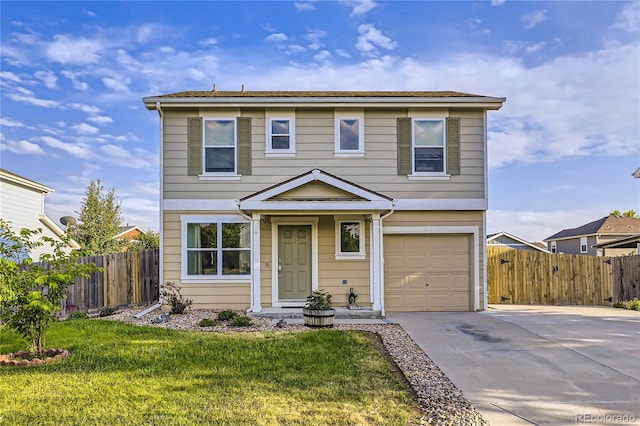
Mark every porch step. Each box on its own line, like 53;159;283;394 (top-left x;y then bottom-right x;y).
248;307;382;319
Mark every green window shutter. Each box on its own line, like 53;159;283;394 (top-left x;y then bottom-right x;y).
446;117;460;175
397;117;412;175
237;117;252;175
187;117;202;176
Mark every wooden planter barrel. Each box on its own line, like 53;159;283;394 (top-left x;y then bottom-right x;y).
302;308;335;328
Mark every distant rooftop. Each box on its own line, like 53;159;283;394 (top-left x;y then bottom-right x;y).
545;215;640;241
150;90;486;98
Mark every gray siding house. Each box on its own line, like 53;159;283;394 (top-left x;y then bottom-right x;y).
143;90;505;314
544;215;640;256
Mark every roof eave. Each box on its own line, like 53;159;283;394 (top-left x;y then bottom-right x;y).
143;96;506;110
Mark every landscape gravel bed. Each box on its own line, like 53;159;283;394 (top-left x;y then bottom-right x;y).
97;308;487;425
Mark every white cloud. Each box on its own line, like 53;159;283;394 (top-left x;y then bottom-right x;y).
265;33;288;43
61;70;89;91
71;123;99;134
7;93;61;108
491;0;506;5
287;44;307;54
295;1;316;11
614;1;640;33
199;37;218;46
344;0;378;16
356;24;397;53
0;71;24;84
101;145;152;168
305;29;326;50
313;50;332;63
84;10;97;18
34;70;57;89
102;77;129;91
40;136;92;159
335;49;352;59
87;116;114;125
0;117;27;128
68;103;101;113
521;9;547;29
0;139;44;155
45;34;105;64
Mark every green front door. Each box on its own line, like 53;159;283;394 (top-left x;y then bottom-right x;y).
278;225;312;300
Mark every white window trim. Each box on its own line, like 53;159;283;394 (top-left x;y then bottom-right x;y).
180;214;251;283
550;241;557;253
335;216;366;260
580;237;588;253
411;117;447;176
201;117;238;177
335;111;365;156
266;114;296;156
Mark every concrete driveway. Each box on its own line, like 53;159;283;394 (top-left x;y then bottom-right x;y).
387;305;640;425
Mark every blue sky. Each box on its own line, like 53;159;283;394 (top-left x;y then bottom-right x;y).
1;0;638;242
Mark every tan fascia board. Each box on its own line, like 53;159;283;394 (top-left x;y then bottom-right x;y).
143;96;506;111
0;171;53;194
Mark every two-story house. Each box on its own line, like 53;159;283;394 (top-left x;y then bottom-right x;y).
0;168;80;258
545;215;640;256
143;90;505;314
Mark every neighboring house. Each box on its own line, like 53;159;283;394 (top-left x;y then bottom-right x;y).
0;168;80;258
143;90;505;314
116;225;145;241
487;231;550;252
593;234;640;256
544;215;640;256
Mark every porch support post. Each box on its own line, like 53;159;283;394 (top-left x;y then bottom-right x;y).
371;213;382;311
250;213;262;312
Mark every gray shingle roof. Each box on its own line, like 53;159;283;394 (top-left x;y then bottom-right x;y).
545;215;640;241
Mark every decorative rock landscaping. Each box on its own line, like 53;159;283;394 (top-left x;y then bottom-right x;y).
0;348;69;367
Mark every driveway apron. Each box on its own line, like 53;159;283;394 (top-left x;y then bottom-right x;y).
386;306;640;425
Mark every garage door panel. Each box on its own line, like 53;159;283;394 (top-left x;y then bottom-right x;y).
384;234;472;312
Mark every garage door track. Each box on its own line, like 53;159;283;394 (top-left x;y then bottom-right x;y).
387;306;640;425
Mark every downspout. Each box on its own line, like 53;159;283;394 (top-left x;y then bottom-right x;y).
378;204;395;317
236;205;256;313
135;102;165;318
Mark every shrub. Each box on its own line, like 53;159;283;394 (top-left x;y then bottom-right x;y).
162;282;193;314
68;312;89;320
198;318;216;327
232;316;252;327
614;299;640;311
217;310;238;321
305;289;333;310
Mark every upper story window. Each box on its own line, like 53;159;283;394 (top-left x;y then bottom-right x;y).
413;119;445;173
187;116;251;179
580;237;588;253
550;241;557;253
204;119;236;173
266;117;295;156
182;215;251;280
335;112;364;156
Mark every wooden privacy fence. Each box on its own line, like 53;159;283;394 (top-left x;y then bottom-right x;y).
488;247;640;306
60;249;159;315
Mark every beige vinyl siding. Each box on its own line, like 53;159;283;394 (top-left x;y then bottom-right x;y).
317;216;371;307
161;108;487;201
383;210;486;310
162;210;251;310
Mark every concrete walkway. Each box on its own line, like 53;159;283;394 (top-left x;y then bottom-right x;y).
387;306;640;425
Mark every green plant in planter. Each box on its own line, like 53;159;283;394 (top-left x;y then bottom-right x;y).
304;289;333;310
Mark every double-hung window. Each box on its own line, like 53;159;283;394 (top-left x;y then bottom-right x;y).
335;112;364;156
182;216;251;280
413;119;445;173
335;217;366;260
204;119;236;173
580;237;588;253
266;116;295;156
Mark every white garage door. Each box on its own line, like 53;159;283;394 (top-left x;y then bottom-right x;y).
384;234;472;311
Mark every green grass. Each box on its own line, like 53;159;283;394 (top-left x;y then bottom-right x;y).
0;320;421;425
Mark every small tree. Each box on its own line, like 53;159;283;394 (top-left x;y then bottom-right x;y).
128;229;160;251
0;219;98;357
75;179;125;255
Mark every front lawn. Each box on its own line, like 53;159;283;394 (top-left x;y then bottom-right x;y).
0;320;422;425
